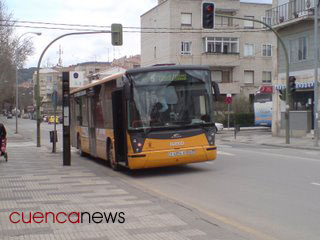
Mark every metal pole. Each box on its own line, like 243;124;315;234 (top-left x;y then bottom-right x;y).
53;102;57;153
36;31;110;147
13;32;41;136
314;1;319;147
15;65;18;134
216;14;290;144
227;103;230;129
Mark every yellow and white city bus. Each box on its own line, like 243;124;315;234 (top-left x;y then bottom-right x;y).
70;65;220;170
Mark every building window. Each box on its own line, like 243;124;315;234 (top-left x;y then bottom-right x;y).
216;15;233;27
262;71;272;83
213;70;231;83
204;37;239;54
244;71;254;84
181;42;192;55
244;44;255;57
298;37;307;61
290;36;307;63
181;13;192;26
262;44;272;57
244;16;254;28
213;71;222;83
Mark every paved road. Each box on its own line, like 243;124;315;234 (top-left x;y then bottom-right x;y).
3;117;320;240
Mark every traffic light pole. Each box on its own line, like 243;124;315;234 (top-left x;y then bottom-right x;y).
216;14;291;144
35;31;110;147
314;2;319;147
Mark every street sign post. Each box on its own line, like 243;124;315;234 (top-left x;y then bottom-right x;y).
62;72;71;166
52;90;58;153
225;94;232;129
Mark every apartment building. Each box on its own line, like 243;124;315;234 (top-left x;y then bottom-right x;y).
266;0;320;136
141;0;275;101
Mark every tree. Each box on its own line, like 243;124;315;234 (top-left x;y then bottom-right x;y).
0;0;34;110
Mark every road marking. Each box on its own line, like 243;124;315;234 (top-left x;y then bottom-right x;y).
229;148;320;162
218;151;235;156
311;182;320;186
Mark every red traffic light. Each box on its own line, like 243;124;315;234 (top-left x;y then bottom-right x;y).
207;5;213;12
202;2;215;29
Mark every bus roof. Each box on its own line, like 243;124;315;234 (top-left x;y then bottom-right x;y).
70;72;124;94
70;65;211;94
125;65;210;75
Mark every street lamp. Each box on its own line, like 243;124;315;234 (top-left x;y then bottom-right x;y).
15;32;41;134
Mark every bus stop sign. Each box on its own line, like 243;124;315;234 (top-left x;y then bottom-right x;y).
225;96;232;104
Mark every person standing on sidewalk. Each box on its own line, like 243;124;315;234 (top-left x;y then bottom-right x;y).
0;123;7;155
0;123;6;139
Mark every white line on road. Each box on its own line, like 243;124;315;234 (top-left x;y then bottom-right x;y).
228;148;320;162
311;182;320;186
218;151;235;156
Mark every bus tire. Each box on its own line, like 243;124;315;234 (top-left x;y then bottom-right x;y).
107;142;118;171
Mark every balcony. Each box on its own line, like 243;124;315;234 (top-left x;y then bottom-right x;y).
266;0;317;27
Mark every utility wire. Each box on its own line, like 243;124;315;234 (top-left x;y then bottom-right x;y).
0;19;268;31
0;23;268;34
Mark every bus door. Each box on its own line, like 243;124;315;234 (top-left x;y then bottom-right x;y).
111;89;128;164
88;96;97;157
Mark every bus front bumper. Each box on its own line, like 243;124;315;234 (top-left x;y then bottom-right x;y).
127;146;217;169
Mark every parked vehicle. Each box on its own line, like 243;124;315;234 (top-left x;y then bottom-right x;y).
215;123;224;132
6;113;13;119
43;115;48;122
48;116;59;124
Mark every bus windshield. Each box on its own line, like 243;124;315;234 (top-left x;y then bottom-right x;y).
127;70;214;130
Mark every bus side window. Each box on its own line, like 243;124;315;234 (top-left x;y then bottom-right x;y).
81;97;88;127
75;98;82;126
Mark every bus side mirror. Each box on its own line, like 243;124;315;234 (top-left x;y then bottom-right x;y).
212;82;220;101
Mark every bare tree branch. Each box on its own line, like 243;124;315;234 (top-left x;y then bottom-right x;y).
0;0;34;109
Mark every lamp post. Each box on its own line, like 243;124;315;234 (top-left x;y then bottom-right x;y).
36;31;109;147
15;32;41;134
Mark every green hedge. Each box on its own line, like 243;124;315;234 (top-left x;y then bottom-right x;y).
221;113;254;127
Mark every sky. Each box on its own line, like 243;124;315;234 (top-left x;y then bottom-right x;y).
5;0;272;68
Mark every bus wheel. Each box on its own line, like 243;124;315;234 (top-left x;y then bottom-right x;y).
108;143;118;171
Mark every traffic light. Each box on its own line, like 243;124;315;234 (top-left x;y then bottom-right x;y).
289;76;296;93
111;23;123;46
202;2;215;29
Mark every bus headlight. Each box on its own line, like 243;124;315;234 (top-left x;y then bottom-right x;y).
131;137;145;153
205;130;215;146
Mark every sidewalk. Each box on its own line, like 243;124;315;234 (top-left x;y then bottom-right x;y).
218;130;320;151
0;130;246;240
